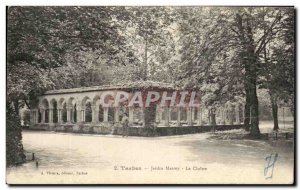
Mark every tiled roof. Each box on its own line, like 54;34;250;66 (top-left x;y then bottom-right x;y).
44;81;178;95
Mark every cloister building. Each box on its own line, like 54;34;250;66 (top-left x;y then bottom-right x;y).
29;81;244;136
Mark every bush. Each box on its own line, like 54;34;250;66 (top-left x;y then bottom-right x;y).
6;104;25;166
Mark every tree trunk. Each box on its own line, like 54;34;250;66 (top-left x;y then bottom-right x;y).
249;86;260;136
248;56;260;136
236;13;261;136
243;57;251;131
270;93;279;131
244;89;251;131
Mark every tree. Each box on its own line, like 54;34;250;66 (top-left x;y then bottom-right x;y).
117;7;176;81
174;7;245;126
175;7;291;136
258;8;295;130
6;6;128;166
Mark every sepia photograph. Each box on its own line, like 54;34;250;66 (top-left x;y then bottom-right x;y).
6;5;295;185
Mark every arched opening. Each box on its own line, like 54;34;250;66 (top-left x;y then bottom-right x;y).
99;105;104;122
38;109;42;123
50;99;58;123
62;102;67;123
180;107;187;122
40;99;49;123
93;95;104;122
170;107;177;121
133;107;142;123
144;105;156;127
68;97;77;123
73;104;77;122
85;102;92;122
108;107;114;122
81;96;92;123
162;107;170;121
119;107;129;121
194;108;198;121
45;109;49;123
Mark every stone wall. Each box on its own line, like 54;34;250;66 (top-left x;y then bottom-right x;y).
27;124;244;137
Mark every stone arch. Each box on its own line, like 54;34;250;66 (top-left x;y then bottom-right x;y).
39;98;49;109
39;98;49;123
81;96;92;107
67;97;77;107
92;94;105;122
93;94;101;106
81;96;92;123
58;98;67;109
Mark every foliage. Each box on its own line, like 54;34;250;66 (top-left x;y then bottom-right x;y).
6;6;295;158
174;7;294;135
6;104;25;166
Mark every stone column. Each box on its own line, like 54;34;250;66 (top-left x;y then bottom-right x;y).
35;111;37;124
220;107;225;125
66;107;72;123
129;107;134;123
34;109;38;124
34;110;37;124
141;108;145;127
41;109;45;123
155;106;159;122
156;106;163;126
92;106;99;124
159;107;163;123
177;107;181;126
241;104;245;124
49;108;54;124
229;105;234;125
103;107;108;122
235;104;240;124
164;107;170;127
224;108;227;125
76;106;82;124
30;110;34;125
91;106;95;123
57;109;61;123
81;110;85;122
187;107;193;126
249;106;252;124
197;107;202;126
207;109;212;125
115;107;120;123
70;109;74;122
191;107;195;121
31;110;36;126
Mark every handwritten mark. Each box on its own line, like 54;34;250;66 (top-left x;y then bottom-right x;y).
264;153;278;179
